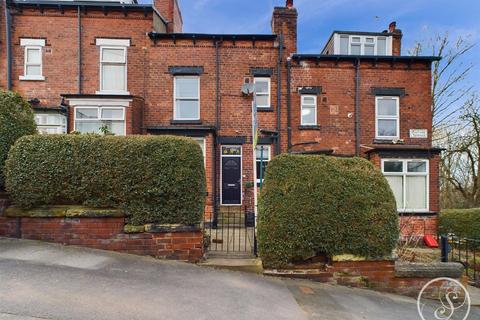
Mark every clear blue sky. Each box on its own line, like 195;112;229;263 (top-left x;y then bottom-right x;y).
151;0;479;91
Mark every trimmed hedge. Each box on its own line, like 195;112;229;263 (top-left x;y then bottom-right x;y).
0;91;37;189
258;154;399;268
5;135;206;225
439;209;480;239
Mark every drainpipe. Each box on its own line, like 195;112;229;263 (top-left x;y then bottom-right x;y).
212;40;221;226
77;6;82;94
354;58;361;157
286;56;292;152
275;35;283;155
5;2;12;90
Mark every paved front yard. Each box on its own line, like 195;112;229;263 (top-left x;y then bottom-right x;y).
0;238;479;320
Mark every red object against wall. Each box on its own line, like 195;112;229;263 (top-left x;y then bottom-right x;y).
424;235;439;248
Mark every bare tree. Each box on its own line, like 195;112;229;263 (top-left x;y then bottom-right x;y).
441;96;480;208
410;33;475;136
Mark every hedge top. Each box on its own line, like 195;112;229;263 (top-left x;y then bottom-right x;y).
5;134;206;226
0;91;37;189
257;154;399;268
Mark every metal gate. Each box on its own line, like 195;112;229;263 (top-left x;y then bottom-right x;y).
204;206;256;257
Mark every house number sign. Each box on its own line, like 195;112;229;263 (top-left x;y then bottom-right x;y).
409;129;428;139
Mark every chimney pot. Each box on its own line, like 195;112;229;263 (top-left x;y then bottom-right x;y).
389;21;397;33
286;0;294;8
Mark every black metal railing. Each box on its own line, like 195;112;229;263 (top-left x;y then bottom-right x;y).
441;234;480;286
203;206;255;256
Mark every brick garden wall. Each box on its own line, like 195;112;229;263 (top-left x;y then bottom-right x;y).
0;215;204;263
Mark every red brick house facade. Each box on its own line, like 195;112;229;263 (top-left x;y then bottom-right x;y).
0;0;441;237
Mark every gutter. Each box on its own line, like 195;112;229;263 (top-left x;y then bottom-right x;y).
286;57;292;152
354;59;361;156
5;2;12;90
275;35;283;155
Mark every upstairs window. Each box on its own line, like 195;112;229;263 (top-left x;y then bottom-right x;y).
301;95;317;126
100;47;127;93
96;38;130;94
74;106;125;136
20;38;45;81
382;159;429;212
254;77;271;109
174;76;200;120
376;96;399;139
337;35;390;56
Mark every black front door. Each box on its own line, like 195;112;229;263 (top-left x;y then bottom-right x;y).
222;156;242;205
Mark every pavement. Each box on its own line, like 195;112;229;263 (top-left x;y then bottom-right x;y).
0;238;479;320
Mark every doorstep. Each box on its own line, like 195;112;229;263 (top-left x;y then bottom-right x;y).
199;257;263;274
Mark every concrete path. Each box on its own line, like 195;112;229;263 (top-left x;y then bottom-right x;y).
1;238;479;320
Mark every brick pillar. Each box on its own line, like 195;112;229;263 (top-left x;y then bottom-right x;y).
389;22;403;56
272;1;298;55
154;0;183;33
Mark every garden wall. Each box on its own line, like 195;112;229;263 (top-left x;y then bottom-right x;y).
264;259;465;297
0;205;203;262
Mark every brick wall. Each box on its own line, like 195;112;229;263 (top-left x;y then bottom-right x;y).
0;216;204;262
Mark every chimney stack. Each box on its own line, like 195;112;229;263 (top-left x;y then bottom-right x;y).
286;0;294;8
272;1;298;54
388;21;403;56
388;21;397;33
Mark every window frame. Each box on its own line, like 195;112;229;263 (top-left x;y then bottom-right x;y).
375;96;400;140
98;46;128;94
35;113;67;134
73;106;126;136
337;34;391;56
192;137;206;167
381;159;430;213
254;77;271;109
256;145;271;185
301;95;318;126
174;76;201;121
19;39;46;81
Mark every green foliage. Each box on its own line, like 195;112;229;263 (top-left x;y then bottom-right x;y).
0;91;37;189
439;208;480;238
5;135;206;225
257;154;399;268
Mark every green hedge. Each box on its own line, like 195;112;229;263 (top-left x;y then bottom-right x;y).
5;135;206;225
258;154;399;268
439;209;480;239
0;91;37;189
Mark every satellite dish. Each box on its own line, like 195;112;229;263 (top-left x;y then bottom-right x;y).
241;83;255;95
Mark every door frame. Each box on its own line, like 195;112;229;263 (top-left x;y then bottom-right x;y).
220;145;243;206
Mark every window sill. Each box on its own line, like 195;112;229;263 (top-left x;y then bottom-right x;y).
95;91;131;95
19;75;45;81
299;125;320;130
398;211;437;217
171;120;203;125
373;138;403;144
257;107;274;112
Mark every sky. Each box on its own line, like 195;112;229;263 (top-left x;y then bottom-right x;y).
158;0;479;92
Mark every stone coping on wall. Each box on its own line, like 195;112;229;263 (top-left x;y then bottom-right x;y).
4;205;126;218
395;262;464;279
125;224;201;234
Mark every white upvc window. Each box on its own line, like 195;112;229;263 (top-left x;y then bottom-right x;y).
256;145;271;185
376;96;400;139
35;113;67;134
20;38;46;81
337;34;390;56
174;76;200;120
99;46;127;94
254;77;271;109
382;159;429;212
301;95;317;126
74;106;126;136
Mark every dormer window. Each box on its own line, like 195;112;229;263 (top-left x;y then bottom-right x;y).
336;34;391;56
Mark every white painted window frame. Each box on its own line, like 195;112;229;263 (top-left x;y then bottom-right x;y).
98;46;128;95
192;137;206;167
35;113;67;134
73;106;126;136
375;96;400;140
256;145;271;185
220;145;243;206
382;159;430;213
19;38;46;81
254;77;271;109
174;76;201;121
301;95;318;126
335;34;392;56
